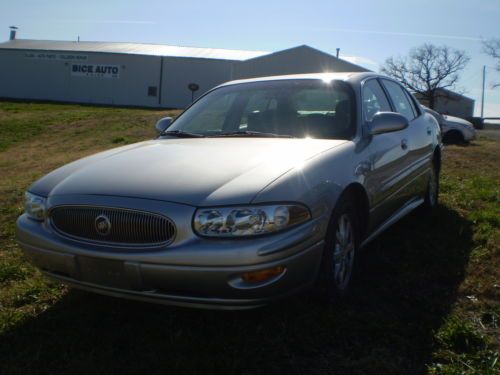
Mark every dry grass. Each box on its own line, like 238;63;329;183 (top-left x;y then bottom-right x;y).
0;101;498;375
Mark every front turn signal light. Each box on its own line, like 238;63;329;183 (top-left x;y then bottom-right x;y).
241;266;285;283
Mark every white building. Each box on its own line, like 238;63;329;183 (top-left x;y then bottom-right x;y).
0;38;369;109
415;89;475;119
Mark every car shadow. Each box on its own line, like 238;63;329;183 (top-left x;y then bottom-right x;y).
443;140;475;147
0;205;473;375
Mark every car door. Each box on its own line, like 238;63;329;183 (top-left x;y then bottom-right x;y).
380;79;432;204
362;78;412;232
402;89;435;198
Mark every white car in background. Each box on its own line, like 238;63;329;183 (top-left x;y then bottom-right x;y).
424;107;476;144
442;115;477;143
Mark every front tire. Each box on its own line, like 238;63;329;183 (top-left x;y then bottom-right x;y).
443;130;464;144
317;195;359;302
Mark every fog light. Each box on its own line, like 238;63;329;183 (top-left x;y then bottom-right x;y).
241;266;285;283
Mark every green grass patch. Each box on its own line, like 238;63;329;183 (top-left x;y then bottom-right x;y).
0;259;29;283
436;317;488;354
0;118;44;151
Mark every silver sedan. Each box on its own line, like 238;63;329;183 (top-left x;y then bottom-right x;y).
17;73;442;309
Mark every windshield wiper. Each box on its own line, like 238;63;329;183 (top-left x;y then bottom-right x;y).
209;131;295;138
161;130;205;138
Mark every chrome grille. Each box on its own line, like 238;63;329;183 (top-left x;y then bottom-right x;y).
50;206;175;247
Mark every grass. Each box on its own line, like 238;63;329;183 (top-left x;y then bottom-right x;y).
0;100;498;374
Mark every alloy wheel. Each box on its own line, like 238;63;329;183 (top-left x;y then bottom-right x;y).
332;214;355;290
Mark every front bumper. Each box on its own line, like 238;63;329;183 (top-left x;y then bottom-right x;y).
443;126;476;142
18;239;324;309
464;128;477;142
17;199;327;309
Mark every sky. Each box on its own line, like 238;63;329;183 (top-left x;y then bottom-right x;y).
1;0;499;116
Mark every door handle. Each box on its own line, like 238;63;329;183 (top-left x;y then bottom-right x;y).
401;139;408;150
426;127;432;135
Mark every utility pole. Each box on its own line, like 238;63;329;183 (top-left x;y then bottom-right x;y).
481;65;486;118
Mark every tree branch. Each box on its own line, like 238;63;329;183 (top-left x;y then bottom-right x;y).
381;44;470;109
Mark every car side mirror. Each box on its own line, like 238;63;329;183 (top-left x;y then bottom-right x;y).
369;112;409;136
155;117;173;133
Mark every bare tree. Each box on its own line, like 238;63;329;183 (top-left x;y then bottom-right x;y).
483;38;500;88
381;44;470;109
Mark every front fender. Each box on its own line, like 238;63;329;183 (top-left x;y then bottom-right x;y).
251;141;365;223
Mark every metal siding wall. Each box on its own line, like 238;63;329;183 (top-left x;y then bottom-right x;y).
232;48;368;79
0;47;368;109
0;50;161;107
435;97;475;119
160;57;233;108
0;49;68;101
66;54;161;106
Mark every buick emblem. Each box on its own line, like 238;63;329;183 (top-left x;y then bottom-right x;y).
95;214;111;236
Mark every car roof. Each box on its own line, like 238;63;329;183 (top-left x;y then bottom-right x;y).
218;72;382;88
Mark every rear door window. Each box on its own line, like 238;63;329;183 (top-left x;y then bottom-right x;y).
404;89;420;117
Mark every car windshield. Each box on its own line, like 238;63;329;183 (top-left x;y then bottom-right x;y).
166;79;356;139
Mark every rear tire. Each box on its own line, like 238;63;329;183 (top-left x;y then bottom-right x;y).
316;195;359;302
421;162;439;213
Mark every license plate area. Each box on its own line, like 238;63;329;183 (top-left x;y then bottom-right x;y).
77;256;129;289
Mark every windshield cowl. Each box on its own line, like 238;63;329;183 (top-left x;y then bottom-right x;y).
207;131;295;138
161;130;205;138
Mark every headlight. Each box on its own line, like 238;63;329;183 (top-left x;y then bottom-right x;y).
24;192;47;221
193;204;311;237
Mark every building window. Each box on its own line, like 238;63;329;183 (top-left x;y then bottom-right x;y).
148;86;158;97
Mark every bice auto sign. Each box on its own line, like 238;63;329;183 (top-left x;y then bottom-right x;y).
71;64;120;78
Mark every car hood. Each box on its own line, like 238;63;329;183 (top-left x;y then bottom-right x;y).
443;115;474;128
32;138;347;206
